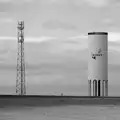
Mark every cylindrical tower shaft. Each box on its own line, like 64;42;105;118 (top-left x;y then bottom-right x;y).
88;32;108;97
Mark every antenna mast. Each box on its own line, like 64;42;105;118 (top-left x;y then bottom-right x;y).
16;21;26;95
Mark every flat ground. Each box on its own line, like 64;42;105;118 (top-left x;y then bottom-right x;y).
0;105;120;120
0;95;120;107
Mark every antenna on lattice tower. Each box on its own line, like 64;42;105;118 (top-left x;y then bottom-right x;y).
16;21;26;95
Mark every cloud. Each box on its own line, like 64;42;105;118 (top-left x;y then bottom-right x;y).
0;39;88;88
0;0;11;3
102;18;113;24
0;0;33;12
109;64;120;72
42;0;108;7
69;35;87;40
68;32;120;44
67;35;88;50
25;56;87;87
0;0;33;3
84;0;108;7
0;34;120;95
0;18;15;23
46;0;67;4
0;36;56;42
67;32;120;59
111;0;120;5
108;32;120;42
42;20;77;30
2;31;120;54
0;36;16;41
11;0;33;4
25;36;56;42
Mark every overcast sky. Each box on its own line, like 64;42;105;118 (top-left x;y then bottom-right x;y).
0;0;120;95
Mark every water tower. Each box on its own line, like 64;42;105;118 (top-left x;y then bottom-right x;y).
88;32;108;97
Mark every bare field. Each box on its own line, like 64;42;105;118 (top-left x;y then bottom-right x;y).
0;105;120;120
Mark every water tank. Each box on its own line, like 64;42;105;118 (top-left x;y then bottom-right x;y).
88;32;108;97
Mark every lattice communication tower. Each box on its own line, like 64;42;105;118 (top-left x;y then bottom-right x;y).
16;21;26;95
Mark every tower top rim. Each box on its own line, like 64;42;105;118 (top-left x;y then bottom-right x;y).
88;32;108;35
